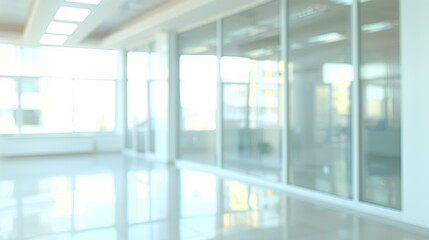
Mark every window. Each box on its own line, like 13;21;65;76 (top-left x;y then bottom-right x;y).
178;23;218;164
0;78;18;134
221;1;282;180
126;51;149;150
73;79;115;132
0;45;118;135
288;0;353;197
360;0;401;209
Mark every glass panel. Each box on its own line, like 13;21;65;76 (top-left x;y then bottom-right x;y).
70;48;118;79
20;78;74;134
0;78;18;134
221;1;281;180
73;80;115;132
150;42;168;82
127;51;150;151
0;44;20;76
288;0;353;197
147;38;170;157
20;78;43;133
21;46;118;79
360;0;401;209
19;78;114;134
148;81;161;153
0;45;118;78
178;23;217;164
22;47;71;77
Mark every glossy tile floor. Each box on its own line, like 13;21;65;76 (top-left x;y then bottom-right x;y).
0;154;428;240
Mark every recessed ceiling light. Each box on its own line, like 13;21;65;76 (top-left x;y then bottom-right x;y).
308;32;346;44
54;6;91;22
40;34;68;45
362;21;395;33
46;22;78;35
66;0;102;5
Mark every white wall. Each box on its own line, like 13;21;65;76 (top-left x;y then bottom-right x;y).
401;0;429;229
0;133;122;157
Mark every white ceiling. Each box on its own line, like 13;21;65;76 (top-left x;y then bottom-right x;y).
0;0;171;49
0;0;33;37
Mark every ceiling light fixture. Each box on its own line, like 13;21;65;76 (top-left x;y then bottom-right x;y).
54;6;91;22
186;46;210;54
40;34;68;45
362;21;395;33
308;32;346;44
46;22;78;35
291;5;329;21
66;0;103;5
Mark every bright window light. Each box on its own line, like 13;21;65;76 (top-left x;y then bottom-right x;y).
40;34;68;45
54;6;91;22
66;0;102;5
46;22;78;35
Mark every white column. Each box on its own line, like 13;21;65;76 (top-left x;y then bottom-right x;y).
117;51;127;149
152;33;171;162
401;0;429;229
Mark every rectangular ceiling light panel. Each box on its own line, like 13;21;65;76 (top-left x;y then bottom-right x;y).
46;22;78;35
54;6;91;22
308;32;345;44
40;34;68;45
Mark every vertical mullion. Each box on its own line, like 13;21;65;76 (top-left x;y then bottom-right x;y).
216;19;224;168
146;44;153;153
352;0;361;202
16;47;24;135
16;77;23;134
280;0;289;184
169;32;179;162
122;51;129;150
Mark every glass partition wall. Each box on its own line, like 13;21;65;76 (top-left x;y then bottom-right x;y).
126;44;160;154
287;0;353;198
126;50;149;151
174;0;401;210
178;24;218;164
360;0;401;209
221;1;282;180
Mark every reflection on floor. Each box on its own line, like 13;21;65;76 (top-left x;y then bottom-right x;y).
0;154;427;240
